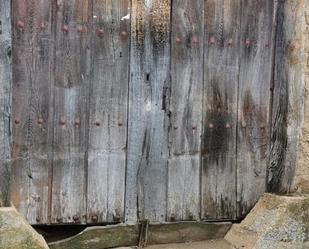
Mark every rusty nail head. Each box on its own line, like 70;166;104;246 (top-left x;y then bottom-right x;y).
91;214;98;222
208;123;214;129
120;31;128;37
97;29;104;37
75;118;80;126
17;21;24;30
15;119;20;125
228;38;233;46
173;126;178;130
77;26;84;33
191;37;198;45
95;120;101;126
210;37;215;44
192;125;197;130
37;118;44;125
40;22;46;29
62;25;69;33
245;39;251;47
60;118;65;125
73;215;80;222
113;214;121;222
118;122;123;127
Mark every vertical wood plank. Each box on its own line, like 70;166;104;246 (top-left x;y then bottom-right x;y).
126;0;171;223
237;0;276;218
0;0;12;207
267;0;305;193
87;0;130;223
51;0;91;224
167;0;204;221
202;0;240;220
10;0;53;224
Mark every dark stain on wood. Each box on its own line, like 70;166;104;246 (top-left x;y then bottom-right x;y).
202;110;233;159
202;85;234;165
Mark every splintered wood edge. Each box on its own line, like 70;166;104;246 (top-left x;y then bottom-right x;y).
48;222;232;249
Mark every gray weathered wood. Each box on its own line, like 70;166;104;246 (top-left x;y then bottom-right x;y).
167;0;204;221
51;0;91;224
147;222;231;245
0;0;12;207
236;0;276;218
48;221;231;249
6;0;306;225
125;0;171;223
201;0;241;220
267;0;306;193
10;0;53;224
87;0;130;224
49;224;140;249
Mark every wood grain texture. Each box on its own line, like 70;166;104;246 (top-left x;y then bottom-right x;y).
267;0;305;193
147;222;231;245
7;0;305;225
10;0;53;224
236;0;276;218
51;0;91;224
125;0;171;223
167;0;204;221
0;0;12;207
49;225;140;249
201;0;241;220
49;222;231;249
87;0;130;224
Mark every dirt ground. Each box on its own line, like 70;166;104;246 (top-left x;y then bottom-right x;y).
145;240;234;249
118;239;234;249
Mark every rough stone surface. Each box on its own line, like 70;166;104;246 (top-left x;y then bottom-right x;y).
225;194;309;249
0;207;49;249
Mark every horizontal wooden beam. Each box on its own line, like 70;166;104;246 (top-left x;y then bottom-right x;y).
48;221;231;249
147;222;232;245
49;224;139;249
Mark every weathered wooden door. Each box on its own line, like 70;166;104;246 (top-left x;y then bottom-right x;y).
10;0;130;225
10;0;276;225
